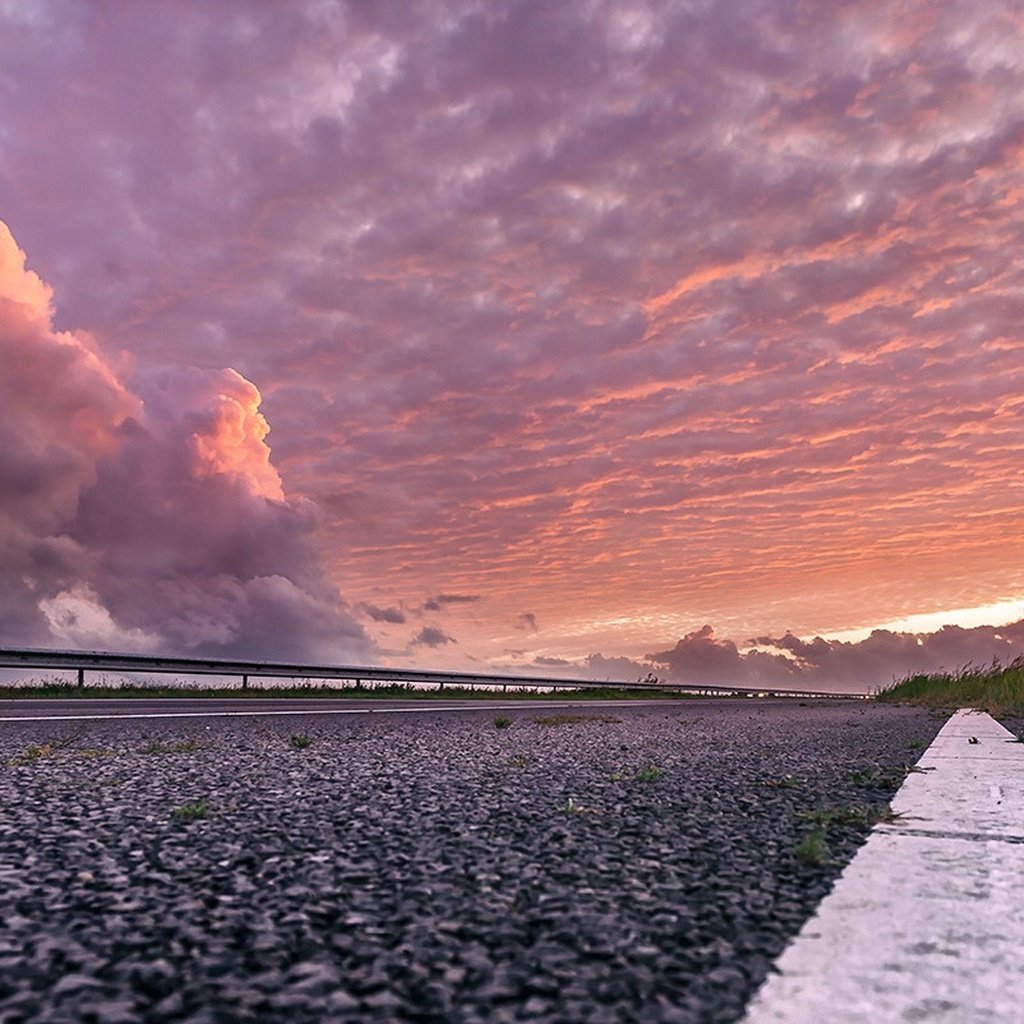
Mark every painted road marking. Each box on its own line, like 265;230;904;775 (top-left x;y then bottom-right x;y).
0;699;676;723
742;708;1024;1024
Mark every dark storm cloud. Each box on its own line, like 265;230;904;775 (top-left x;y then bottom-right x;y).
411;626;456;648
358;602;407;624
516;612;538;632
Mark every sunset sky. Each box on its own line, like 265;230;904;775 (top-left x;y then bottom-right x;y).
3;0;1024;689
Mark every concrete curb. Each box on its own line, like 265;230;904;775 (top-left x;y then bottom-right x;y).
742;708;1024;1023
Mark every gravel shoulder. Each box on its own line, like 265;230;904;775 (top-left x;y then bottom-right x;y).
0;700;944;1024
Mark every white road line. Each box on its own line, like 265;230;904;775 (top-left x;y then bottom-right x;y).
0;699;676;723
742;708;1024;1024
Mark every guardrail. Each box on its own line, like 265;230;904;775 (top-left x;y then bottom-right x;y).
0;648;870;699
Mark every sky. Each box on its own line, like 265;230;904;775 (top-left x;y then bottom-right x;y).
3;0;1024;691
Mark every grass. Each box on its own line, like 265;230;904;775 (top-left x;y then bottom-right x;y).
141;738;202;754
8;733;80;766
793;801;902;868
794;828;831;867
798;802;902;829
633;763;663;782
493;716;512;730
610;763;664;782
0;679;691;702
172;800;210;821
876;657;1024;718
289;734;312;749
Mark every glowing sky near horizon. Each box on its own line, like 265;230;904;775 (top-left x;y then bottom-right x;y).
3;0;1024;687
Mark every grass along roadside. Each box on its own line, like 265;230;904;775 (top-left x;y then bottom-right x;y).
876;657;1024;719
0;680;697;702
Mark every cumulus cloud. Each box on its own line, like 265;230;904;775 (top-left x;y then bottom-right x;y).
0;221;372;662
411;626;456;648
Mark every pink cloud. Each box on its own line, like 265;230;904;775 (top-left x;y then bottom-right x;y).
0;221;371;661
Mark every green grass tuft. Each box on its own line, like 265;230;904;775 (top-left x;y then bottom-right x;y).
172;800;210;820
610;763;664;782
798;802;902;829
794;827;830;867
633;763;663;782
876;657;1024;718
8;733;79;766
289;734;313;749
142;738;202;755
0;679;693;701
493;716;512;730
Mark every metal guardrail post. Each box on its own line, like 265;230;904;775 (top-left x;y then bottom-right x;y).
77;667;84;688
242;674;248;690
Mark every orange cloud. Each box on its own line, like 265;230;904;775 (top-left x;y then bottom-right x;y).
191;369;286;502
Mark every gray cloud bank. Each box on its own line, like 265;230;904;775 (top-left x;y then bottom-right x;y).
644;621;1024;692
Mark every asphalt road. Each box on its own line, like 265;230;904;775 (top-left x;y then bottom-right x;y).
0;699;942;1023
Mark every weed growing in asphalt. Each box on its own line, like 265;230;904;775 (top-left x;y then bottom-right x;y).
794;827;830;867
907;739;925;751
507;754;528;767
8;732;80;766
493;716;512;730
793;800;904;869
142;738;202;755
847;763;933;789
77;748;119;759
289;734;313;749
799;803;902;829
172;800;210;821
609;763;664;782
13;743;55;764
